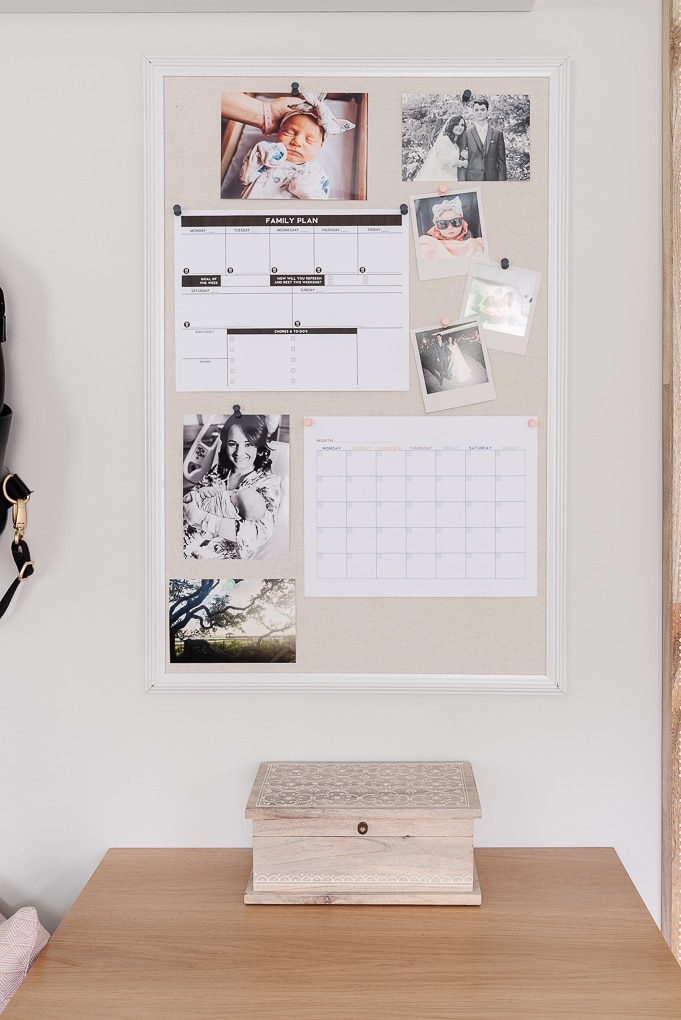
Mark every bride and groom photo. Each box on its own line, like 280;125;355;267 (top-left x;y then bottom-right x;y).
402;92;530;183
412;319;497;413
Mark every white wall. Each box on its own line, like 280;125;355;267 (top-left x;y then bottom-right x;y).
0;0;662;931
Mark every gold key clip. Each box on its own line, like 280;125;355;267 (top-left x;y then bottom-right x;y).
12;497;28;543
2;474;30;544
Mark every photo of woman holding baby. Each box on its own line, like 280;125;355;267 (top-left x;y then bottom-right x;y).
182;413;290;561
220;91;367;201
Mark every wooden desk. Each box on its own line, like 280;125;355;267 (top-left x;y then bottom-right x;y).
5;848;681;1019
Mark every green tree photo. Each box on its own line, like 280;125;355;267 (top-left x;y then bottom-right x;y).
169;577;296;664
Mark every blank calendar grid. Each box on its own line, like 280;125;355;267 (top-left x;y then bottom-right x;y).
315;448;527;581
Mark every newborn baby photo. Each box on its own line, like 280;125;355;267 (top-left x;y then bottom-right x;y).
220;91;367;201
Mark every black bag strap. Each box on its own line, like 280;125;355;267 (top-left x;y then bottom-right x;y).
0;289;34;619
0;472;34;620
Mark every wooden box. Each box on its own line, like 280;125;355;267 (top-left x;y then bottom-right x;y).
244;761;482;905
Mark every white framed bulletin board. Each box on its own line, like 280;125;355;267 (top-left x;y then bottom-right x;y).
144;56;569;694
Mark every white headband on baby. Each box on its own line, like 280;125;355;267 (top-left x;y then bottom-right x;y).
280;92;355;137
432;196;464;219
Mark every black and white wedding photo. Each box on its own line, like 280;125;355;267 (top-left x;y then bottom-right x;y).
402;93;530;183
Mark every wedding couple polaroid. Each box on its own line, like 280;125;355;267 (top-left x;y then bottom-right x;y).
411;317;496;413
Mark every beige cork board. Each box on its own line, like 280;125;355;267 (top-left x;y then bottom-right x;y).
143;57;569;693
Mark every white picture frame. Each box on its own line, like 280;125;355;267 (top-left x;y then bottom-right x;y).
144;56;569;693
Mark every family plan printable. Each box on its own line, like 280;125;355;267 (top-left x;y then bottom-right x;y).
174;210;409;392
304;416;538;597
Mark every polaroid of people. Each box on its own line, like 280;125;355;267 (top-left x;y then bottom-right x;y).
410;188;488;281
220;91;367;201
411;317;496;413
182;412;290;561
402;93;530;183
461;259;542;356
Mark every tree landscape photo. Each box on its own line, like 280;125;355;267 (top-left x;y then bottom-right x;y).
169;578;296;664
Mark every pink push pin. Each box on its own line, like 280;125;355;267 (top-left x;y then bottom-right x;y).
528;418;538;428
304;417;313;426
441;317;450;328
439;184;448;195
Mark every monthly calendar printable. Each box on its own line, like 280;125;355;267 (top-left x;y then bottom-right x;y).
304;416;538;597
174;210;409;392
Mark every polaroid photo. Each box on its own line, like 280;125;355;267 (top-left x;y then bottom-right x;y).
169;578;296;664
220;92;367;201
402;93;531;183
182;412;290;561
411;316;496;413
410;188;488;282
461;259;541;356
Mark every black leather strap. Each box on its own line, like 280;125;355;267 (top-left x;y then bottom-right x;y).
0;471;34;620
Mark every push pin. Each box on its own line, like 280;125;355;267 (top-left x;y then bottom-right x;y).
400;203;408;215
528;418;538;428
291;82;300;96
233;404;242;418
438;184;449;196
462;90;472;103
173;204;182;216
441;317;450;328
500;258;510;270
304;417;314;427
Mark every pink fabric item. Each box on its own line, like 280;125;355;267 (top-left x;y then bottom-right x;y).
0;907;50;1012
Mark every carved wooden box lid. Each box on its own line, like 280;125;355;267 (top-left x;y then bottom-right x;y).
245;761;481;820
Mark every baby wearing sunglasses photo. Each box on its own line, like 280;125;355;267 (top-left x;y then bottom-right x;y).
419;196;484;262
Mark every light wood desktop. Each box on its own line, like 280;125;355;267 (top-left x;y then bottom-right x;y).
4;848;681;1019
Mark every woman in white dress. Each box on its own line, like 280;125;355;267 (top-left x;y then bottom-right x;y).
447;337;474;384
415;114;469;182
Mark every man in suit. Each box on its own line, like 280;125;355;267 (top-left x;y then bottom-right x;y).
465;98;507;181
433;333;451;386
